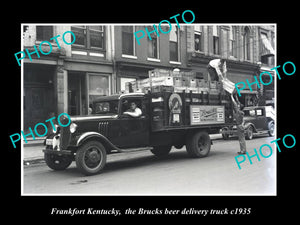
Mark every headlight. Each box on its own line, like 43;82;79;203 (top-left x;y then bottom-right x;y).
70;123;77;133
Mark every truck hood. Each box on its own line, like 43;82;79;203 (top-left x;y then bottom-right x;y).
70;114;118;122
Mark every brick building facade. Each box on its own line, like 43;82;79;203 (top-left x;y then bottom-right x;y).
22;24;275;130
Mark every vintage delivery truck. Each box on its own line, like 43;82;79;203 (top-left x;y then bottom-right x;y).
43;74;234;175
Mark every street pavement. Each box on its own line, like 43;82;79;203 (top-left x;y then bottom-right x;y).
22;135;276;195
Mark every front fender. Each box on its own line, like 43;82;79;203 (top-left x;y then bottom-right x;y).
244;122;257;132
76;132;121;152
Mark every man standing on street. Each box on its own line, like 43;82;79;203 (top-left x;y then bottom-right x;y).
231;94;247;154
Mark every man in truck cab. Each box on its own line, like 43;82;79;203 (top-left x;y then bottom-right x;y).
123;101;142;118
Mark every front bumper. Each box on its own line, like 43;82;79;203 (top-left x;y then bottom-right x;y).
43;134;73;155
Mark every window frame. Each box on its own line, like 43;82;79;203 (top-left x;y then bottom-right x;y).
212;26;220;55
121;26;136;57
36;26;54;41
243;27;251;61
147;26;160;60
229;26;237;58
71;25;105;50
169;25;180;63
194;25;203;52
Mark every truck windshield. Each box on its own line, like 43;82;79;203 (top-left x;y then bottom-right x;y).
93;100;119;114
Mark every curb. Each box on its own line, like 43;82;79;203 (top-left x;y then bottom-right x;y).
23;139;44;147
24;157;45;167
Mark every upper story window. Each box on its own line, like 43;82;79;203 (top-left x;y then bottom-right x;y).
71;26;105;50
212;26;219;55
89;26;105;49
243;27;251;60
36;26;53;41
260;32;275;66
229;26;237;57
194;25;203;52
122;26;135;56
147;26;159;59
169;26;180;62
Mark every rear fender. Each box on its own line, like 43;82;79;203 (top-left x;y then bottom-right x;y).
76;132;121;152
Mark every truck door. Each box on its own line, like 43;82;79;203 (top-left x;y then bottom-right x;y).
254;108;267;130
112;97;149;148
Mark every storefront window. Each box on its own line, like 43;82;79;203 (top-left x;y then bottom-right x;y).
88;74;110;104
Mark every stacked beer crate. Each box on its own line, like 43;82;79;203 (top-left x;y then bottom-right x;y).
125;69;223;94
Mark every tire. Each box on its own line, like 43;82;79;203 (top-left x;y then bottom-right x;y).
44;153;72;171
75;141;107;176
151;146;172;157
268;121;275;137
245;126;253;140
186;131;211;158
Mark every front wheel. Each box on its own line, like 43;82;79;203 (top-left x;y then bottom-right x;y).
75;141;107;176
151;146;172;157
186;131;211;158
44;153;72;171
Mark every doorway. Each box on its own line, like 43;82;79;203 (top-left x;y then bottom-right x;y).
68;72;87;116
23;64;55;132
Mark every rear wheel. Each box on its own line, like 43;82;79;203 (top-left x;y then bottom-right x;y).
151;146;172;157
186;131;211;158
44;153;72;171
75;141;107;176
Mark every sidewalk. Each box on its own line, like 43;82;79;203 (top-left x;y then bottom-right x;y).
23;134;223;165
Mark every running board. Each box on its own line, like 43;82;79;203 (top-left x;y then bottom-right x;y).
254;130;269;135
110;147;153;154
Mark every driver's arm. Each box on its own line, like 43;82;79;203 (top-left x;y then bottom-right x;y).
123;108;142;117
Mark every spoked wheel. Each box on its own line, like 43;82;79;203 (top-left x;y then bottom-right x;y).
75;141;107;176
186;131;211;158
44;153;72;171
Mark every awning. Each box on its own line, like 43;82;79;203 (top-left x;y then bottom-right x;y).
261;33;275;56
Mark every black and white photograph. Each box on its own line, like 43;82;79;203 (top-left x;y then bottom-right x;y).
20;23;277;195
4;3;299;222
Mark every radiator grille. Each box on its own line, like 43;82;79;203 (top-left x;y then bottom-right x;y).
60;126;71;150
98;122;109;136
